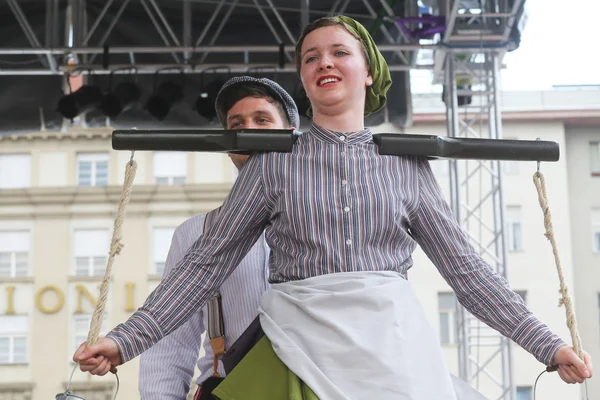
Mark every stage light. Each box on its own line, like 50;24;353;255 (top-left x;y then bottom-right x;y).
57;69;103;120
194;67;230;121
100;67;141;118
144;67;185;120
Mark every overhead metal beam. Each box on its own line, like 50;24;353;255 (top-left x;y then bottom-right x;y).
360;0;409;65
251;0;294;62
262;0;297;44
300;0;309;28
183;0;192;60
194;0;227;47
87;0;132;64
140;0;180;63
0;43;439;55
197;0;239;63
82;0;116;46
6;0;56;71
148;0;182;46
0;62;431;76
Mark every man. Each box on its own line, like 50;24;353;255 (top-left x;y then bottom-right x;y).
138;76;299;400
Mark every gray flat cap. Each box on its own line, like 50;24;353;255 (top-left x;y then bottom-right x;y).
214;76;300;129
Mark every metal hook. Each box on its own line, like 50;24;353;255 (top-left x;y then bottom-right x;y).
129;127;137;166
535;137;541;176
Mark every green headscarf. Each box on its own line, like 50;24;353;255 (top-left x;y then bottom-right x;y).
299;15;392;116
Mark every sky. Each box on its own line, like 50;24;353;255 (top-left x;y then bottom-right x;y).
412;0;599;92
501;0;599;90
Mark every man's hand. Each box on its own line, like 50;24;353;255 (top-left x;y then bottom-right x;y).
551;346;593;384
72;337;122;376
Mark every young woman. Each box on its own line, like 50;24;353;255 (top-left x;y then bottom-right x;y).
75;16;592;399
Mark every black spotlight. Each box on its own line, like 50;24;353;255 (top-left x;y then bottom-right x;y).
145;68;185;121
101;67;141;118
194;67;230;121
57;69;103;120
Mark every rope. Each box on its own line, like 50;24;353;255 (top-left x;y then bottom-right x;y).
87;159;138;346
532;170;584;361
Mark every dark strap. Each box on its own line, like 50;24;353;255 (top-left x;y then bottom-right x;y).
221;316;264;375
203;207;225;376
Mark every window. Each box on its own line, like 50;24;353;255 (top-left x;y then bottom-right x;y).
74;229;109;276
0;316;28;364
438;292;457;345
516;386;532;400
73;314;107;354
0;231;30;278
0;154;31;189
591;142;600;176
154;152;187;185
153;228;175;276
77;153;109;186
506;206;523;252
593;210;600;254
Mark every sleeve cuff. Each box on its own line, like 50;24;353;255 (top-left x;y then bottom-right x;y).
106;310;164;363
511;315;568;366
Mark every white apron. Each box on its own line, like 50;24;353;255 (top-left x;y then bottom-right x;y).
258;271;488;400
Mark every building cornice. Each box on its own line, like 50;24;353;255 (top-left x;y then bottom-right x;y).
413;109;600;124
0;184;232;218
0;127;113;142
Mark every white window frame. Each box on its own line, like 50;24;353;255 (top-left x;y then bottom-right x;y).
506;206;523;252
153;227;176;276
438;292;457;345
591;142;600;177
77;153;109;187
516;385;532;400
153;152;187;185
0;153;31;189
73;314;107;355
73;229;109;277
0;316;28;364
0;231;30;278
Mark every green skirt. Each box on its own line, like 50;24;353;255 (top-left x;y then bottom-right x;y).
212;336;319;400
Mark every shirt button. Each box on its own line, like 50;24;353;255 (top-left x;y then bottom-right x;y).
341;180;347;185
344;206;350;212
340;151;346;156
346;239;352;245
339;136;345;141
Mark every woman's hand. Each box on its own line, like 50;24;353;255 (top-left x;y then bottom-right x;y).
551;346;593;384
72;337;122;376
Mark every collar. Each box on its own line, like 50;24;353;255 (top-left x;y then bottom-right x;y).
307;123;373;145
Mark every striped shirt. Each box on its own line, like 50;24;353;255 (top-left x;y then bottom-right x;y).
138;213;270;399
108;123;566;367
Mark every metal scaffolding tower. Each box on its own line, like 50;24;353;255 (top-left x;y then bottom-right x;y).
437;1;527;399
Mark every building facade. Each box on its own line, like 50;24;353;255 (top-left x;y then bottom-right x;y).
0;88;598;400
